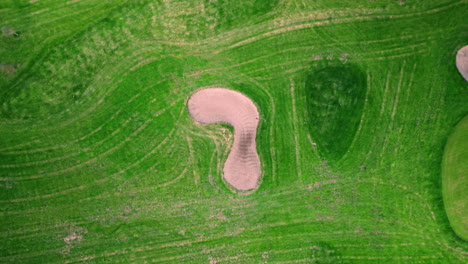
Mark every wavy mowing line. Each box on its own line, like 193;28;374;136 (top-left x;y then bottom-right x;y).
435;240;468;257
61;228;442;264
215;28;436;62
371;48;429;61
164;1;445;52
390;62;419;156
245;47;426;78
241;41;426;74
351;178;439;222
0;118;152;182
219;249;440;264
0;82;176;169
18;1;139;38
282;49;427;78
76;143;189;202
77;160;163;202
0;55;174;154
391;61;408;116
2;188;445;261
0;117;136;177
280;50;425;82
0;8;430;136
365;42;429;57
2;24;131;113
151;239;441;264
4;0;83;15
0;140;41;152
288;78;302;181
2;202;440;260
0;100;183;181
147;9;410;55
1;0;458;85
0;115;134;170
102;131;186;187
194;125;225;182
134;167;189;193
2;133;183;216
260;197;434;230
261;175;436;220
154;30;436;77
0;43;167;131
0;151;81;169
379;61;407;159
361;71;390;164
32;2;113;27
2;200;445;260
255;175;440;225
223;0;463;51
199;0;459;53
27;5;100;27
1;8;462;263
397;62;418;125
0;109;123;155
2;126;182;203
2;106;185;199
5;175;434;232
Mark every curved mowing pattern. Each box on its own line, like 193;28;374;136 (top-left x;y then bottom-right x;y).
1;0;467;263
187;88;261;191
206;0;280;31
442;115;468;240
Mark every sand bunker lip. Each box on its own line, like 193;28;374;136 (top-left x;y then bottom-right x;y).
456;45;468;81
187;88;261;191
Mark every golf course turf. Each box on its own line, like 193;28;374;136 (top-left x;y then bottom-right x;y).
442;115;468;241
1;0;467;263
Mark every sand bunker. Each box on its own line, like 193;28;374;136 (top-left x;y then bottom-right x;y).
188;88;261;191
456;45;468;81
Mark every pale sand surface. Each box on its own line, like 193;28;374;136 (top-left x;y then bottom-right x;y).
456;45;468;81
188;88;261;191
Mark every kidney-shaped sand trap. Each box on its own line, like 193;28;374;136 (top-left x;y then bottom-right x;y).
188;88;261;191
456;45;468;81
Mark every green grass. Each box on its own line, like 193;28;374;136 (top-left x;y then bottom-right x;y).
442;115;468;241
305;63;367;162
1;0;467;263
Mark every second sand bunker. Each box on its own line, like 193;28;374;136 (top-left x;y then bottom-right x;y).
456;45;468;81
188;88;261;191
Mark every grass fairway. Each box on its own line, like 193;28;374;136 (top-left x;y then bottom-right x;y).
1;0;467;263
442;115;468;240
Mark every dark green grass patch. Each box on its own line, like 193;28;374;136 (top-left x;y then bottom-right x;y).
304;63;367;162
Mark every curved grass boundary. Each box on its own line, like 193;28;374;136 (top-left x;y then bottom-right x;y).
442;114;468;240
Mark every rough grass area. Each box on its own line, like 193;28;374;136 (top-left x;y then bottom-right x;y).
0;0;467;263
442;115;468;240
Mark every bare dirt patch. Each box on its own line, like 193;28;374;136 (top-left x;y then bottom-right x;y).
1;26;19;37
187;88;261;191
0;63;17;77
456;45;468;81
